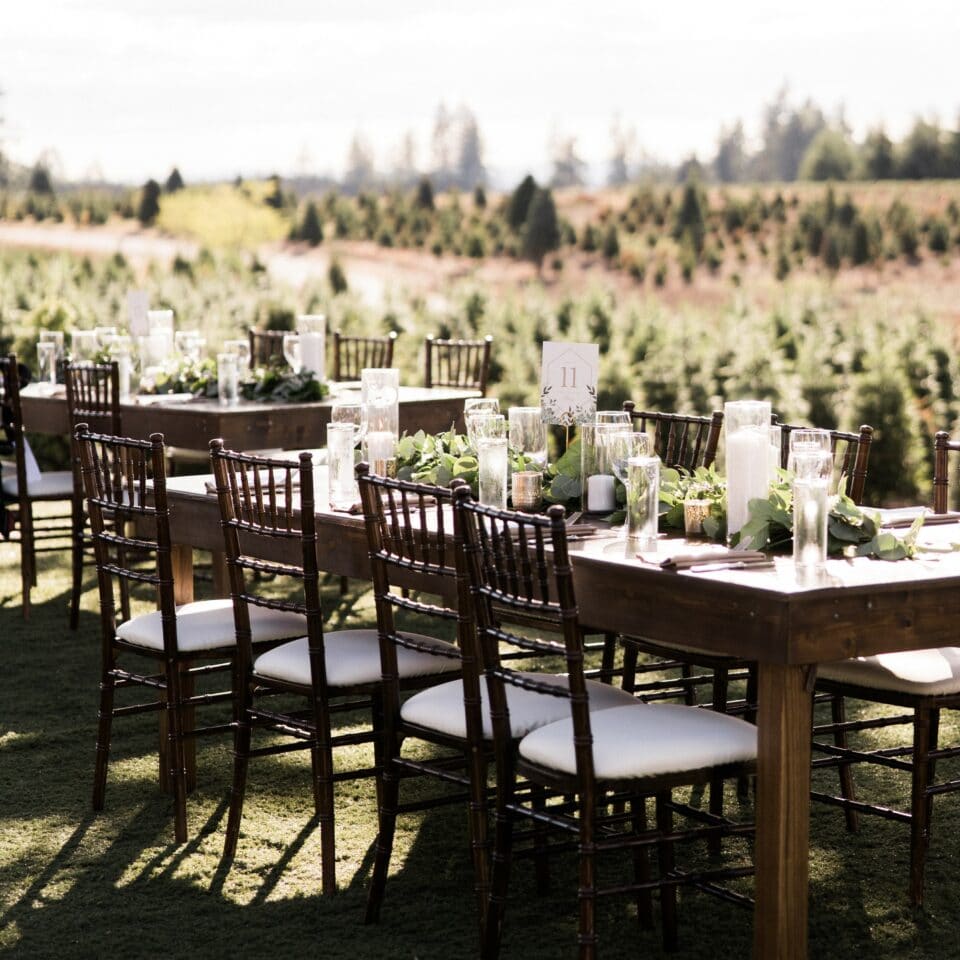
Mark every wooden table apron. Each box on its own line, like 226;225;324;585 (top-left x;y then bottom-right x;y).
161;478;960;960
19;385;477;450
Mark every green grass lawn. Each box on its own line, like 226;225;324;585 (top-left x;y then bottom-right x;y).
2;538;960;959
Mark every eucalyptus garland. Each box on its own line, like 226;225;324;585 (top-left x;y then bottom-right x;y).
146;359;327;403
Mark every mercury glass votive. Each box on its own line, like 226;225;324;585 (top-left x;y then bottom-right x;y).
683;498;712;537
512;471;543;512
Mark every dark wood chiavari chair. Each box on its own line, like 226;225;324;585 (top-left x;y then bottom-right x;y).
76;426;306;843
210;443;459;894
65;361;121;629
359;468;637;943
773;420;874;504
812;429;960;907
622;402;724;472
424;334;493;395
455;493;757;958
0;355;75;620
614;404;724;697
247;328;288;368
332;331;397;381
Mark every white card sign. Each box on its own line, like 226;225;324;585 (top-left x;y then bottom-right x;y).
539;341;599;426
127;290;150;337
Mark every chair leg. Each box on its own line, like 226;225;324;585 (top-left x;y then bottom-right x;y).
19;502;35;620
630;795;654;931
224;685;254;860
599;632;617;685
531;783;550;895
737;665;759;801
312;720;337;896
831;694;859;833
578;809;598;960
165;662;189;845
466;744;491;945
681;664;696;706
621;639;638;694
707;668;730;857
482;774;516;960
656;791;678;952
365;740;403;923
339;575;349;596
69;496;85;629
909;706;934;908
92;659;117;812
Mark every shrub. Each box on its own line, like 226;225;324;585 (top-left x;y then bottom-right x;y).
507;174;537;231
602;225;620;261
522;188;560;270
328;258;348;294
297;200;324;246
414;177;435;211
927;218;950;253
137;179;161;225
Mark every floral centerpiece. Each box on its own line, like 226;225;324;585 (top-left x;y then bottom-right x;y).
143;359;328;403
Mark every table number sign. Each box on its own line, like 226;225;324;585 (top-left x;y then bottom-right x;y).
539;341;599;425
127;290;150;337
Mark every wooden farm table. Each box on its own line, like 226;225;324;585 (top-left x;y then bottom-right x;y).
161;473;960;959
19;383;477;451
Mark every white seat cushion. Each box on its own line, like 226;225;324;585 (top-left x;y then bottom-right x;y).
519;703;757;780
253;630;459;688
2;469;74;499
818;648;960;697
115;598;306;653
400;673;640;740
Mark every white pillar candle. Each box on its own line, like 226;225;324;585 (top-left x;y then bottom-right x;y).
298;332;325;382
725;428;770;536
586;474;616;512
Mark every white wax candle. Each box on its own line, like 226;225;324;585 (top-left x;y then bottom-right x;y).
586;474;616;512
726;428;770;536
366;430;395;463
298;331;325;382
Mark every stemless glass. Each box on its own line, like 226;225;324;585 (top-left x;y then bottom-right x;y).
36;341;58;391
508;407;547;470
464;397;500;444
175;330;205;363
282;333;302;373
70;329;98;362
223;339;251;377
39;330;65;362
603;431;651;534
478;437;509;509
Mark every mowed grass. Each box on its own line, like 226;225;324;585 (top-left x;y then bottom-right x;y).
3;533;960;959
156;183;289;250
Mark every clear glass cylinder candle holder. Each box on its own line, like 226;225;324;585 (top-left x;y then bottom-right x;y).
146;310;174;358
626;455;660;549
724;400;772;539
581;411;629;513
223;339;251;377
217;353;239;407
364;430;397;477
361;367;399;439
478;437;508;509
70;329;98;362
509;406;547;470
36;341;58;391
108;336;134;401
327;422;357;511
297;314;326;383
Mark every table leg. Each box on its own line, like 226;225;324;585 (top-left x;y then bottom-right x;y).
211;550;229;598
160;544;197;793
754;662;812;959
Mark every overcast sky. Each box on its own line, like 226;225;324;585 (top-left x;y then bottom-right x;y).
2;0;958;185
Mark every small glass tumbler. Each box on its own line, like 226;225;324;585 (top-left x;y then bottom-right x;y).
626;455;660;549
327;422;358;511
331;399;363;444
223;339;251;377
478;437;508;509
512;471;543;512
108;336;134;401
217;353;239;407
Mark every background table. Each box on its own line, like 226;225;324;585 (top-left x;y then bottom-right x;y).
20;384;478;451
161;474;960;959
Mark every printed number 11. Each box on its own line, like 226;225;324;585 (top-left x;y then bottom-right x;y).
561;366;577;388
